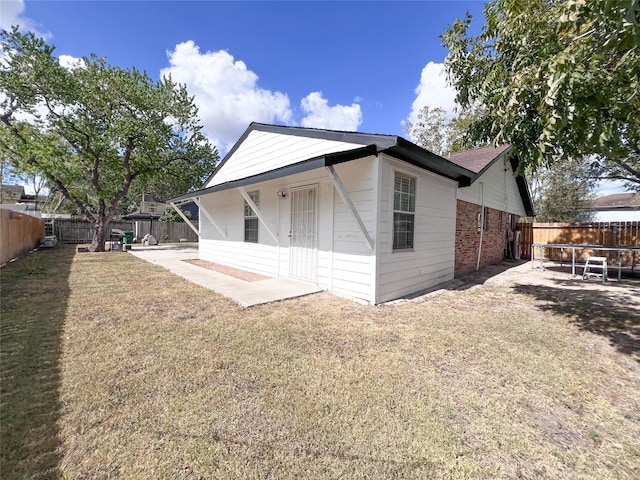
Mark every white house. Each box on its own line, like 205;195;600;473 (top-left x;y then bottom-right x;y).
589;193;640;222
169;123;532;304
446;144;534;273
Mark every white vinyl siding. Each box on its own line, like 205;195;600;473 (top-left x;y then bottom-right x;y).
328;158;378;303
457;154;527;216
376;156;457;304
195;127;465;304
199;188;278;278
206;130;365;187
198;164;366;295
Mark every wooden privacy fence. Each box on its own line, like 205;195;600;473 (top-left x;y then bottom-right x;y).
52;219;134;244
517;221;640;264
50;218;198;244
1;209;45;264
131;220;199;243
516;222;533;259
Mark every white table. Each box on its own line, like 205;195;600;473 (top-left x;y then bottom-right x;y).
531;243;640;280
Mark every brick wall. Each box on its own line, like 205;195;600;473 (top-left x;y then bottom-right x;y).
455;199;512;275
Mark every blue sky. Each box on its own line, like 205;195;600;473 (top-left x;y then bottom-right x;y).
2;0;487;155
1;1;626;197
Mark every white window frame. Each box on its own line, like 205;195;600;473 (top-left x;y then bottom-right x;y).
392;172;416;251
244;190;259;243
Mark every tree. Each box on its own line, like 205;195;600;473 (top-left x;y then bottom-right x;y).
0;28;218;251
404;105;488;154
160;206;191;223
441;0;640;189
530;157;596;222
404;106;449;154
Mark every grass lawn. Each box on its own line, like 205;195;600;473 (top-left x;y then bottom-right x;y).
1;245;639;479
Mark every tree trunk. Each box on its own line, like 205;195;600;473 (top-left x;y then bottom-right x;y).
89;218;109;252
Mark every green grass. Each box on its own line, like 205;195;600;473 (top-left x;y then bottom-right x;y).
1;246;639;479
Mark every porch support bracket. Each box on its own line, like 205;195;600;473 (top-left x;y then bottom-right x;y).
326;165;374;251
193;197;226;239
238;186;279;243
169;201;200;237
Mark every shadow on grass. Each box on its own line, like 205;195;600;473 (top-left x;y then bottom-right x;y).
406;259;640;361
0;245;75;479
512;279;640;361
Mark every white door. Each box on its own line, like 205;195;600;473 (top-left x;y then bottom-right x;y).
289;185;318;282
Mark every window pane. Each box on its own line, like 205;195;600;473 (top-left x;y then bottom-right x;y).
245;218;258;243
393;173;416;250
393;212;414;250
393;173;415;213
244;191;259;217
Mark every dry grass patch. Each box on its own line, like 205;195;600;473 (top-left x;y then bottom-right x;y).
1;246;639;479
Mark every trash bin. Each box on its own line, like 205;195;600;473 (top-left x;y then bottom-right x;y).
123;231;134;245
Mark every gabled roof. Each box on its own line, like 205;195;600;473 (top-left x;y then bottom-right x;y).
168;123;476;203
0;184;26;202
445;144;535;217
444;144;512;177
591;193;639;209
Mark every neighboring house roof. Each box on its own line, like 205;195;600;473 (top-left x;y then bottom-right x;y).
123;211;162;220
0;184;26;203
591;192;639;209
168;123;476;203
444;144;535;217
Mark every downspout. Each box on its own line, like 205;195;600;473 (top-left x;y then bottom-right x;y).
476;181;485;272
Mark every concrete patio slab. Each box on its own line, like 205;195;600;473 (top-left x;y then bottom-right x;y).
127;244;324;307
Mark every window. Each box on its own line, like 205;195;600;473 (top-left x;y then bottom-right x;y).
244;190;259;243
393;172;416;250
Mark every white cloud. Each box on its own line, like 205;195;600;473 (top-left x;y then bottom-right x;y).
405;61;458;127
0;0;49;38
58;55;85;70
161;41;293;152
300;92;362;131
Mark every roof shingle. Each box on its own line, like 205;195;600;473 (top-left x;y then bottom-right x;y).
444;144;511;174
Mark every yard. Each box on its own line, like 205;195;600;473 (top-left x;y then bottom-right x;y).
1;246;639;479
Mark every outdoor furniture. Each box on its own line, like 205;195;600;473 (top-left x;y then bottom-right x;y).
531;243;640;280
583;256;607;283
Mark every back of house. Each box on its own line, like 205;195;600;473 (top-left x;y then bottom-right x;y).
169;123;532;304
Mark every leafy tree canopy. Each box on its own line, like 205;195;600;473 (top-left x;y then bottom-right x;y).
160;206;191;223
529;157;596;222
404;105;488;154
0;28;218;250
441;0;640;189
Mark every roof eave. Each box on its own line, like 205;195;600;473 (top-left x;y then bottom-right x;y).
166;145;378;203
384;138;475;186
508;155;535;217
201;123;399;187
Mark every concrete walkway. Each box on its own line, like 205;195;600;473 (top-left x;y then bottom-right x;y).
128;244;324;307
